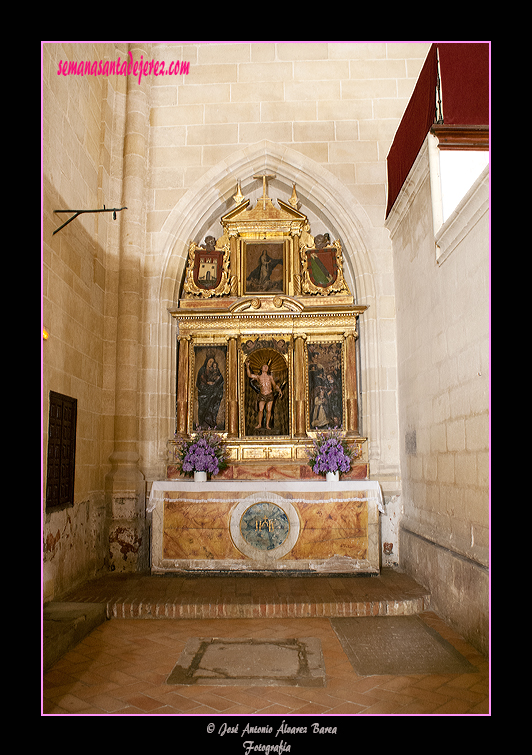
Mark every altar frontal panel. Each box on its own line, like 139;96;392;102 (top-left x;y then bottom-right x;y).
149;482;381;574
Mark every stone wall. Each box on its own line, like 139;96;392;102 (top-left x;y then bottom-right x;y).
386;138;489;654
42;43;128;597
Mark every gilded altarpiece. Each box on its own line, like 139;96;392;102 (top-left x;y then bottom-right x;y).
152;180;381;576
169;181;367;470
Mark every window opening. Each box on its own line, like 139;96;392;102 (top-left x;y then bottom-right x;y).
46;391;77;510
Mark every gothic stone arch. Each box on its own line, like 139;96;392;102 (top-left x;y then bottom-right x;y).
152;141;387;475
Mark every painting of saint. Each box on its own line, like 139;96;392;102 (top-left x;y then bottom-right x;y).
245;243;284;294
245;360;284;431
243;346;289;436
307;342;344;430
193;346;226;430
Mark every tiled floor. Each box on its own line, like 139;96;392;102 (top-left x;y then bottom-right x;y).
42;611;489;716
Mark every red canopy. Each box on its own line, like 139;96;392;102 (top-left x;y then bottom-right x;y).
385;43;489;217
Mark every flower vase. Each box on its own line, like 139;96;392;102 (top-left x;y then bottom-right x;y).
194;471;207;482
326;471;339;483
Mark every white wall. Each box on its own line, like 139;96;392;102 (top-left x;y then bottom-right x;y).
386;136;489;653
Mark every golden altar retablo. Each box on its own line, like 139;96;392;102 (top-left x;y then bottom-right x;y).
152;179;378;575
168;179;368;476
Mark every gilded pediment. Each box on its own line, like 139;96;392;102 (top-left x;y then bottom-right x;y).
221;195;308;228
180;177;353;307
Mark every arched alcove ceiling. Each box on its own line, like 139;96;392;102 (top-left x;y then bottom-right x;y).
159;141;377;310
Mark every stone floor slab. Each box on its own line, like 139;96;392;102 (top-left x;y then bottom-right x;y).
331;615;478;677
167;637;325;687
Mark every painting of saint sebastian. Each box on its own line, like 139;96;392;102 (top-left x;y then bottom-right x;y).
245;359;284;431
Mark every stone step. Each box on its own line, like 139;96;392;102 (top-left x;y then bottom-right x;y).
57;568;431;622
43;602;107;671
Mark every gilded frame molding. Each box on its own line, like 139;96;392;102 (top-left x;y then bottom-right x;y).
241;239;289;298
188;338;229;434
300;238;350;296
183;240;232;298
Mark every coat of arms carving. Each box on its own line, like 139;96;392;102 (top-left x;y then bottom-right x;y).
183;235;232;298
300;234;350;296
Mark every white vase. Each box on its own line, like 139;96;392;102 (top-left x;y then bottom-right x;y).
326;471;339;483
194;471;207;482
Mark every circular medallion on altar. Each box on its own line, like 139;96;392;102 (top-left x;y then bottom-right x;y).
230;493;300;562
239;502;290;551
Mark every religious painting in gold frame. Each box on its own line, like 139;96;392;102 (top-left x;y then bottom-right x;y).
306;338;345;433
240;335;292;438
242;240;287;296
190;342;228;433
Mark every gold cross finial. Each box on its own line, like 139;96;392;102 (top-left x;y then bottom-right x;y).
253;172;276;209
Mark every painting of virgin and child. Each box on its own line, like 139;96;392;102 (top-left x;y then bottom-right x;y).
194;346;226;430
307;341;344;430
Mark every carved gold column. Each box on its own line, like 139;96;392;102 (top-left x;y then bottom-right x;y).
344;331;358;436
176;335;190;435
227;336;239;437
294;334;307;437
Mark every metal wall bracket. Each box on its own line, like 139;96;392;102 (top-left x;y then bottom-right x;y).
53;206;127;235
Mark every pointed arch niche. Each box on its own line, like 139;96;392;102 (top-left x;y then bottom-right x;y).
152;141;389;477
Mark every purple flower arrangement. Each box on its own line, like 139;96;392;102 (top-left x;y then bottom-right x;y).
308;427;357;477
174;430;227;478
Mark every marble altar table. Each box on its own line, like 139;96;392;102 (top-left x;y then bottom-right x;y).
148;480;384;575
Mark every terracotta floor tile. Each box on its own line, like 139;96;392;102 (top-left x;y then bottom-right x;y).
121;694;165;712
326;686;380;708
50;693;94;713
326;701;366;714
188;692;239;712
86;693;127;713
163;692;205;712
290;701;330;715
433;697;476;714
256;704;296;715
359;699;405;715
112;680;152;698
182;704;223;714
395;699;440;715
73;681;121;700
43;611;489;716
469;699;490;714
221;704;264;715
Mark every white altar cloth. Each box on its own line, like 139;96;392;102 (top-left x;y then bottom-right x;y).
147;479;385;513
